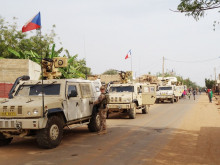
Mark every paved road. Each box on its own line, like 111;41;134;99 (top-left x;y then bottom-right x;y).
0;97;199;165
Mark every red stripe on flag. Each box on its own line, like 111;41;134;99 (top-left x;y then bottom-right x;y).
22;22;41;32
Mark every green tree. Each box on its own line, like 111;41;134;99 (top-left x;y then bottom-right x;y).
177;0;220;20
102;69;118;75
0;16;56;59
205;78;215;89
59;54;91;79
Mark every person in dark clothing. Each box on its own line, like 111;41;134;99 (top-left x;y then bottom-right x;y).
193;89;196;100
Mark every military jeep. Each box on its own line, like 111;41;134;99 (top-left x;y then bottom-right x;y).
0;77;102;149
107;83;156;119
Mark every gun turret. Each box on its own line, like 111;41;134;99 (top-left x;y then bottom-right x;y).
42;57;67;79
119;71;132;84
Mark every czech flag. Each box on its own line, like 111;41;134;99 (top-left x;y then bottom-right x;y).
22;12;41;32
125;49;131;59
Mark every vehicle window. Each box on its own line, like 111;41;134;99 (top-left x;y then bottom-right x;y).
143;87;149;93
109;86;134;92
80;84;92;98
68;85;77;96
15;84;60;96
95;86;100;92
159;87;172;90
150;87;155;92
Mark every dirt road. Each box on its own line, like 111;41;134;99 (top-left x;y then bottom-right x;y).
0;94;219;165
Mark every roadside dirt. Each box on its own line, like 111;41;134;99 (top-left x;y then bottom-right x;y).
151;94;220;165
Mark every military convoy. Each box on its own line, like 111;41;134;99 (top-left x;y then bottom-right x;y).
0;57;186;148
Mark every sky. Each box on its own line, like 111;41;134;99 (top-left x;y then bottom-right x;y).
1;0;220;86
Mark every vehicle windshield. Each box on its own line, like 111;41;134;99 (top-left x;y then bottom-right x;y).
109;86;134;92
15;84;60;96
159;87;172;90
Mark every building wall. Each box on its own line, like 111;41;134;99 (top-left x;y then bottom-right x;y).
0;59;41;98
0;83;13;98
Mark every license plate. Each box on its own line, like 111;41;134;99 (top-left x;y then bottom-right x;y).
1;112;17;116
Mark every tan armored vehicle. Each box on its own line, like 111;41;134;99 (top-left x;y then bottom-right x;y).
0;57;102;149
107;72;156;119
156;85;175;103
107;83;156;119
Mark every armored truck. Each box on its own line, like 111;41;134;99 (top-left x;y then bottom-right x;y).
107;83;156;119
156;85;175;103
0;76;102;149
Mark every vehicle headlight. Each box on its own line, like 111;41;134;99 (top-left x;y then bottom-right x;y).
27;111;31;115
33;109;39;115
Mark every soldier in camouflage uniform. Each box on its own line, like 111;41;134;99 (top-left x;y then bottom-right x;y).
94;86;108;134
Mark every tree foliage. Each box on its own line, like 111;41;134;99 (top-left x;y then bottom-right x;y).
205;78;215;89
0;16;91;79
177;0;220;20
102;69;118;75
0;16;55;59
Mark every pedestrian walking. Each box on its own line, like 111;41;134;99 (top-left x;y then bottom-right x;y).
208;89;213;103
183;90;187;99
93;86;108;134
187;91;191;99
193;89;196;100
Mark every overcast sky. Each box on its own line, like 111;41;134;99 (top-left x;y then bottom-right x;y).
1;0;220;86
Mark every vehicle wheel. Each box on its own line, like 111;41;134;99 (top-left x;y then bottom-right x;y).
171;97;174;103
0;133;13;146
142;105;149;114
129;106;136;119
88;107;101;132
36;116;63;149
106;110;110;119
155;99;159;104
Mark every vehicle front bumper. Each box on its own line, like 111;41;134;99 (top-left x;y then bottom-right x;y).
0;118;47;130
156;95;173;99
107;103;131;110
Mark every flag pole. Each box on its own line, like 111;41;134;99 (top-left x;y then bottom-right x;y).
39;28;45;117
130;50;133;81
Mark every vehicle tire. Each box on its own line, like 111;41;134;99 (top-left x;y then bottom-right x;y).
88;107;101;132
129;106;136;119
171;97;174;103
36;116;64;149
142;105;149;114
0;133;13;146
106;110;110;119
155;99;159;104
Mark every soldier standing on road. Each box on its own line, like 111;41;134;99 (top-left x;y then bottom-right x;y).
94;86;108;134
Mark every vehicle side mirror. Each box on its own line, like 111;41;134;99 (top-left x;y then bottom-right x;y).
68;90;77;99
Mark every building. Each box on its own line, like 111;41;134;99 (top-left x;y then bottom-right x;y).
0;59;41;98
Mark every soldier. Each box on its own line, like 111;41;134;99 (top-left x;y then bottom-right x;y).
94;86;108;134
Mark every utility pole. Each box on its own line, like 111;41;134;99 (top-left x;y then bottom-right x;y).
162;56;164;80
214;67;216;81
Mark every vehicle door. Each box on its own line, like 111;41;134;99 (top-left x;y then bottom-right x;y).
136;85;142;105
66;83;81;121
142;85;156;105
79;83;94;118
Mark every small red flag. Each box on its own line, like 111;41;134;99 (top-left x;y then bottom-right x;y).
125;50;131;59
